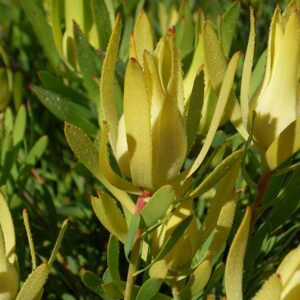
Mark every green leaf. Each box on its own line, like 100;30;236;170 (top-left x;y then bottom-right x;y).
175;1;194;59
25;136;49;166
21;0;60;69
125;213;140;260
135;278;162;300
73;22;101;104
32;85;97;136
91;192;128;243
12;72;23;110
81;271;105;297
155;215;193;261
141;185;175;228
48;219;68;267
225;207;251;300
50;0;64;56
38;71;90;106
16;264;49;300
190;149;243;198
203;21;227;91
13;104;26;146
64;123;136;213
220;1;241;57
93;0;113;50
107;235;122;288
186;70;204;153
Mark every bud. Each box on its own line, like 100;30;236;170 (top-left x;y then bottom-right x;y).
252;6;300;149
254;246;300;299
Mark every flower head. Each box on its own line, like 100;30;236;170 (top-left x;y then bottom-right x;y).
252;6;300;149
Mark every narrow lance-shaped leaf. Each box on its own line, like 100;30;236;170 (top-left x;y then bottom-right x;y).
92;0;113;50
0;192;15;261
64;123;135;213
50;0;64;56
13;104;27;146
220;1;241;57
107;235;122;289
189;149;243;198
186;70;205;153
91;192;128;243
131;10;154;65
73;22;101;104
16;264;49;300
225;207;251;300
21;0;60;69
32;85;97;136
240;8;255;130
100;14;122;148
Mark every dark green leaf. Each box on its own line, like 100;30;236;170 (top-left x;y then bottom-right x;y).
107;235;122;288
124;213;140;261
32;85;97;136
220;1;241;56
21;0;60;69
93;0;112;50
73;22;101;104
81;271;104;297
186;70;204;153
135;278;162;300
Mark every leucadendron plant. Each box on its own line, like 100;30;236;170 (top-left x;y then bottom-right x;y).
0;192;68;300
64;8;245;300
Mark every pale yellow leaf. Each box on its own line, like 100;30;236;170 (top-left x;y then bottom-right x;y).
0;192;15;262
132;10;153;65
225;207;251;300
240;8;255;129
91;193;128;243
64;122;135;213
16;264;49;300
100;15;122;154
